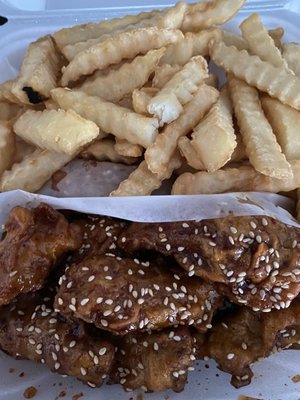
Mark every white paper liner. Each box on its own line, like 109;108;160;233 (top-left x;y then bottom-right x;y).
0;190;298;233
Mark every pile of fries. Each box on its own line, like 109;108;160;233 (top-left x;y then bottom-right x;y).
1;0;300;210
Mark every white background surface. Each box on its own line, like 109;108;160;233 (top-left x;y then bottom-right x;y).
0;0;300;399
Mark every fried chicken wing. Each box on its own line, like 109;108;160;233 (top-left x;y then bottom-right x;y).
55;254;222;335
110;326;195;393
195;298;300;388
0;291;115;388
118;216;300;311
0;204;82;305
72;215;128;261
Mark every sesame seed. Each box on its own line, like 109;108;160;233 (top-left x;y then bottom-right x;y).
229;236;235;245
227;353;235;360
173;336;181;342
49;318;57;324
230;226;237;234
55;362;60;370
9;271;18;277
182;223;189;228
209;241;216;247
250;221;257;229
80;367;87;376
262;218;268;226
96;297;103;304
128;269;133;275
99;347;107;356
166;244;171;251
172;371;179;378
105;299;113;305
69;304;76;312
177;246;184;251
88;275;95;282
153;342;159;351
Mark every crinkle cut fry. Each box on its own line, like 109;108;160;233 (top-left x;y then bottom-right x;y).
145;84;219;175
209;40;300;110
228;76;291;179
171;161;300;195
110;151;182;196
182;0;246;32
61;27;184;86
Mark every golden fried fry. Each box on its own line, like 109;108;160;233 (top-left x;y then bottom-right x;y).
171;161;300;195
182;0;246;32
228;76;291;179
11;36;62;105
160;29;222;65
132;87;159;115
240;13;289;69
81;138;138;165
0;121;15;177
0;149;71;193
111;151;182;196
51;88;159;148
145;84;218;174
148;55;208;125
78;48;165;102
14;109;99;156
178;136;204;170
209;40;300;110
61;28;183;86
261;95;300;160
62;3;186;61
282;43;300;76
0;80;20;104
191;86;236;172
54;9;160;49
152;64;181;89
115;138;143;158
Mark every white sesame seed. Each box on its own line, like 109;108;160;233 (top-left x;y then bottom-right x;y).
88;275;95;282
55;362;60;370
250;221;257;229
49;318;57;324
166;244;171;251
105;275;113;280
209;241;216;247
177;247;184;252
80;367;87;376
99;347;107;356
9;270;18;277
182;223;189;228
227;353;235;360
153;342;159;351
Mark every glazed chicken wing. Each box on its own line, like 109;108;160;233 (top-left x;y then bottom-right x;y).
118;216;300;311
110;326;195;393
55;254;222;334
0;204;82;305
0;290;115;388
195;297;300;388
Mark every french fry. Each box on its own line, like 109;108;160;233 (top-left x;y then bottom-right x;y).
51;88;159;148
177;136;205;170
261;95;300;160
209;40;300;110
14;109;99;156
182;0;246;32
228;76;292;179
61;28;184;86
81;138;138;165
147;55;208;125
152;64;181;89
0;80;20;104
222;27;284;51
11;35;62;105
132;87;159;115
110;151;182;196
62;3;186;61
54;9;160;49
171;161;300;195
0;102;21;120
78;48;165;102
191;86;236;172
145;84;219;174
160;29;222;65
239;13;289;70
13;139;35;164
117;95;134;110
0;121;15;177
282;43;300;76
0;149;71;193
115;138;143;158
